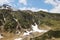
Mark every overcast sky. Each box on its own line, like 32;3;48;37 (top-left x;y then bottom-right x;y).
0;0;60;13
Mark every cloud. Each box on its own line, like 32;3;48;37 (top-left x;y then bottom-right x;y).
19;0;27;5
45;0;60;13
19;7;48;12
0;0;9;5
45;0;58;6
0;0;15;5
50;4;60;13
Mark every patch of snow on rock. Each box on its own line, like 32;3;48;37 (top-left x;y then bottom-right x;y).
23;31;33;36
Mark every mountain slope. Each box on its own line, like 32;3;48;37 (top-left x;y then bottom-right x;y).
0;5;60;33
0;4;60;40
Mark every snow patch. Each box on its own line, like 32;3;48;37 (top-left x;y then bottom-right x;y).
14;38;22;40
31;23;48;32
0;34;3;39
23;31;33;36
23;23;48;36
13;18;18;22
